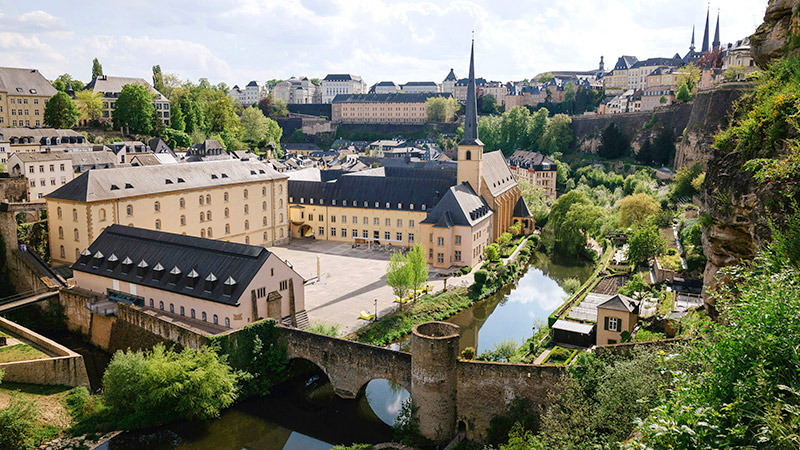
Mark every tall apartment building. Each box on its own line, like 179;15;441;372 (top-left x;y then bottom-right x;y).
331;93;452;124
602;56;639;95
321;74;367;103
228;81;266;106
0;67;57;128
626;57;682;91
45;160;289;265
506;150;557;201
83;76;170;126
271;77;320;104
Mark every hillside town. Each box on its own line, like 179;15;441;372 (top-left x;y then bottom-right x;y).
0;1;797;450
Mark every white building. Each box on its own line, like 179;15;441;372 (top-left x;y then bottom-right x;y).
371;81;401;94
321;74;367;103
228;81;266;106
400;81;440;94
442;69;458;97
271;77;320;104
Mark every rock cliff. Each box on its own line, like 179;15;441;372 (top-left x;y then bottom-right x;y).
751;0;800;69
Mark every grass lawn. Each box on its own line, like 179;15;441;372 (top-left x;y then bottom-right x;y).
0;343;50;363
0;382;73;436
659;291;676;316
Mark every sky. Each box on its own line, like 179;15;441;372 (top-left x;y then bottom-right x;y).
0;0;768;88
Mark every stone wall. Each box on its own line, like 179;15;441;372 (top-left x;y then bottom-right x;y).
456;361;563;441
0;315;89;387
59;287;98;335
7;249;51;295
108;303;210;353
280;326;411;399
0;212;17;270
571;103;693;155
0;176;27;203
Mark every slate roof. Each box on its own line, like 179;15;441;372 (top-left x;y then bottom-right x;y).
130;153;161;166
84;76;168;101
513;196;532;218
283;143;322;152
148;138;175;155
420;183;492;228
631;57;682;69
613;56;639;71
70;152;116;171
552;319;595;335
46;160;287;203
597;294;639;313
72;225;271;306
0;128;84;144
0;67;57;97
481;151;516;197
507;150;555;170
402;81;438;87
324;74;362;82
332;93;451;103
9;152;71;163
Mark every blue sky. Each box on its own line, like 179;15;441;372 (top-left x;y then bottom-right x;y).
0;0;768;87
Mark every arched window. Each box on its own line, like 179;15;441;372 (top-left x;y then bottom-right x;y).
159;301;164;310
59;245;65;258
58;226;63;239
126;205;133;216
57;207;62;218
244;205;249;214
179;198;185;209
207;210;212;220
280;228;284;238
149;298;154;308
245;236;250;244
243;189;248;199
465;150;472;160
73;208;78;221
262;201;266;211
224;192;229;202
279;199;283;208
74;228;79;241
154;201;160;212
225;317;230;328
200;229;205;238
191;308;196;319
244;220;249;230
99;208;106;221
199;195;204;206
206;194;211;204
180;306;185;316
207;227;212;238
278;184;283;194
155;219;161;230
224;207;229;218
169;303;174;313
279;213;283;223
180;215;186;226
262;187;266;196
263;216;267;226
202;312;207;322
200;212;205;222
225;224;230;234
213;314;218;325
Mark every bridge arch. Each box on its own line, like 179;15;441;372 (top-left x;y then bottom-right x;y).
357;377;412;426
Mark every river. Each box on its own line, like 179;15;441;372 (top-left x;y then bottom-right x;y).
53;251;591;450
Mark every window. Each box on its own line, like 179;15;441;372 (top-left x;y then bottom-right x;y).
438;237;444;246
362;230;368;238
385;218;391;227
318;214;323;221
159;301;164;310
213;314;219;325
384;231;390;240
353;216;357;223
263;216;267;226
225;317;230;328
58;226;63;239
243;189;248;199
225;224;230;234
154;201;160;212
202;312;207;322
352;229;358;237
199;195;204;206
200;229;205;238
331;228;336;237
179;198;185;208
342;216;347;223
606;317;621;332
191;309;196;319
397;219;402;227
331;215;336;223
207;227;212;237
150;299;154;308
319;227;324;235
455;250;462;261
262;201;267;211
60;245;65;258
73;208;78;221
363;217;368;225
262;186;266;196
244;220;249;230
342;228;347;237
207;210;211;220
206;194;211;204
180;215;186;226
224;192;229;202
279;280;288;290
396;232;402;241
455;235;462;245
74;229;79;241
126;205;133;216
409;233;415;243
244;205;249;214
169;303;174;313
373;217;379;226
409;220;415;228
57;207;62;218
155;219;161;230
374;230;379;239
224;207;229;218
180;306;185;316
200;212;205;222
437;253;444;264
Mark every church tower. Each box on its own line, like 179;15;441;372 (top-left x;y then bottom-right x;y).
712;10;721;50
457;40;484;196
701;5;710;52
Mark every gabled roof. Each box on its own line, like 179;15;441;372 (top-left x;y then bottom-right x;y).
0;67;57;97
443;68;458;82
598;294;639;313
72;225;273;306
631;57;682;69
481;151;516;197
420;183;492;228
9;152;72;163
507;150;555;169
402;81;438;87
148;138;175;155
84;75;168;101
613;56;639;71
513;196;532;218
324;74;362;82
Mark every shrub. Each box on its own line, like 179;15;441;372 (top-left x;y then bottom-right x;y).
474;270;489;285
562;277;581;294
103;344;239;429
460;265;472;275
460;347;476;360
484;243;501;262
666;248;677;255
486;397;541;447
497;232;513;247
392;398;421;445
528;234;541;249
546;346;574;364
0;395;41;450
306;321;340;337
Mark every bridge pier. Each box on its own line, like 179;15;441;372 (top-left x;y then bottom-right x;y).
411;321;460;443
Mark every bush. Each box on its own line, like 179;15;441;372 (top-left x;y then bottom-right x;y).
474;269;489;285
545;346;574;364
103;344;239;429
562;277;581;294
306;321;340;337
460;265;472;275
0;395;42;450
460;347;476;360
484;243;501;262
486;397;541;447
392;398;421;445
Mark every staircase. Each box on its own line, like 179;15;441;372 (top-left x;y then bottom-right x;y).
282;310;309;330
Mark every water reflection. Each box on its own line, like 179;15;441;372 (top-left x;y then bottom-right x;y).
361;379;411;426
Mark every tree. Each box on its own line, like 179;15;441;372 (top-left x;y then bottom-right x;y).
170;102;185;131
676;62;700;92
74;90;104;122
52;74;85;92
518;179;550;225
626;223;666;266
636;138;653;165
659;95;668;104
550;190;599;255
386;251;412;299
43;91;79;128
499;106;532;154
618;193;660;228
152;65;165;96
669;163;704;201
240;106;282;148
163;128;191;149
205;97;239;133
425;96;457;122
478;116;502;153
479;93;498;114
484;243;501;262
113;84;155;134
103;344;239;428
597;122;629;159
405;244;429;300
91;58;103;80
651;127;675;166
676;82;692;102
534;73;554;83
265;79;283;91
151;108;165;138
538;113;573;155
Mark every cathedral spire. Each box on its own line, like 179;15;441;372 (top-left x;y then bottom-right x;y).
713;10;721;49
460;38;480;145
690;25;696;51
701;4;710;52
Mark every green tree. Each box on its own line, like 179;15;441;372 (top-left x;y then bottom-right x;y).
74;90;104;122
518;179;549;225
425;96;457;122
618;193;660;228
550;190;603;255
240;106;271;143
386;250;412;299
484;243;501;262
499;106;532;154
52;74;85;92
477;115;502;153
534;73;554;83
479;93;498;114
597;122;629;159
669;163;704;201
43;91;79;128
113;84;155;134
162;128;191;148
265;79;283;91
405;244;429;300
676;82;692;102
91;58;103;80
538;113;573;154
152;65;165;95
626;223;666;266
151;108;165;137
676;62;700;92
103;344;239;428
170;101;185;131
206;97;239;133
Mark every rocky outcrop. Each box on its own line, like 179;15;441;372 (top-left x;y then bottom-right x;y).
674;84;752;170
751;0;800;69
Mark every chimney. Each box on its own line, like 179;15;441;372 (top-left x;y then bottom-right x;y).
204;272;217;292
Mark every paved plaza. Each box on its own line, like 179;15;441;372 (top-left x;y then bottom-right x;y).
267;239;474;335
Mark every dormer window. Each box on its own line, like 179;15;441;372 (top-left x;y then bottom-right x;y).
152;263;165;281
187;269;199;288
223;276;237;296
169;266;181;284
136;259;148;277
204;272;217;292
121;257;133;274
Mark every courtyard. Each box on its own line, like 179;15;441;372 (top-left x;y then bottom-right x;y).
267;239;474;335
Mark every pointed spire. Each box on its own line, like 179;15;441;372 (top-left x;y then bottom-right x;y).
701;4;710;52
713;9;720;50
690;25;696;51
460;39;480;146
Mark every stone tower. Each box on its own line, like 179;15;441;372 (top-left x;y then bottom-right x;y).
411;321;460;443
457;39;484;196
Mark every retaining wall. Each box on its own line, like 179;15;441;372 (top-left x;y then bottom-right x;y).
108;303;210;353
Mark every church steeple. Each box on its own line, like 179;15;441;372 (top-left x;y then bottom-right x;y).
690;25;696;51
701;5;710;52
460;39;481;146
713;10;720;49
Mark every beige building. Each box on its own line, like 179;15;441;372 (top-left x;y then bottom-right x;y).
72;225;305;330
506;150;557;201
641;86;675;111
271;77;320;104
83;75;170;126
603;56;638;95
0;67;57;128
8;152;72;200
45;160;289;265
0;128;89;164
331;93;452;124
596;294;639;346
322;74;367;103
